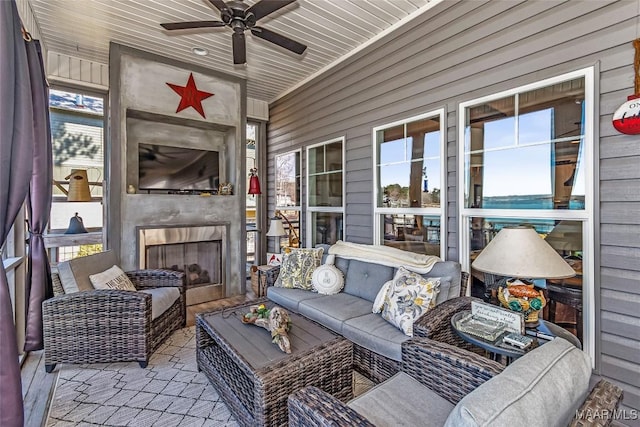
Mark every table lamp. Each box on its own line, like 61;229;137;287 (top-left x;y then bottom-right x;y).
266;211;300;252
471;225;575;325
544;220;582;254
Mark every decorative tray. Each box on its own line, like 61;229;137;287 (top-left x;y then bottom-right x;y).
454;312;507;342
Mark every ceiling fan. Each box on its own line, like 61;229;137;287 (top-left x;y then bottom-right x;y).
160;0;307;64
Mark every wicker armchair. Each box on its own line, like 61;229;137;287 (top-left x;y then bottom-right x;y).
289;338;624;427
44;269;185;372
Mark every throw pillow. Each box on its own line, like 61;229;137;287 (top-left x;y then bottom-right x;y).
312;264;344;295
89;265;137;291
372;280;393;313
273;247;324;290
381;267;441;336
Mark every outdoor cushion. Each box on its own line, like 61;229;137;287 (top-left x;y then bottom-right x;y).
342;313;410;362
425;261;461;301
430;276;451;305
57;250;119;294
381;267;440;336
349;372;454;427
273;247;323;290
311;264;345;295
140;287;180;320
89;265;137;291
266;287;323;312
444;337;591;427
343;260;394;302
372;280;393;313
298;293;373;334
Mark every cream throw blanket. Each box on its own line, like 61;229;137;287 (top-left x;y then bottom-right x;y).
328;240;441;274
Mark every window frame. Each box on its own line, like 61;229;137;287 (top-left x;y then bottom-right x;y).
305;137;345;246
372;109;447;259
47;84;107;263
275;149;302;248
457;67;596;364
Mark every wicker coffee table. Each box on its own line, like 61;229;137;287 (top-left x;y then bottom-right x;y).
196;299;353;426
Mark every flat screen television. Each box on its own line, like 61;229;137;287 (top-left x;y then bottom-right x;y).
138;143;220;192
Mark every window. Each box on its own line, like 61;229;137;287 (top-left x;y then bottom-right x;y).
459;68;594;361
246;122;258;264
307;138;344;246
373;110;446;257
49;88;105;262
275;150;301;249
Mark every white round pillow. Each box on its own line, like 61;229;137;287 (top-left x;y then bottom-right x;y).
311;264;344;295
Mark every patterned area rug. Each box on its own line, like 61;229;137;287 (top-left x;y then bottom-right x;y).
46;326;374;426
46;327;239;426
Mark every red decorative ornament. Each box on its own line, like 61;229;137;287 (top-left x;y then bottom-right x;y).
613;39;640;135
248;167;262;195
613;95;640;134
166;73;214;118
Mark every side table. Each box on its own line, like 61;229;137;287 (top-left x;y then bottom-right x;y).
251;265;280;297
451;311;581;364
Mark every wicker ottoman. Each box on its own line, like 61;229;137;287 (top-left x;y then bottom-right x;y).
196;299;353;426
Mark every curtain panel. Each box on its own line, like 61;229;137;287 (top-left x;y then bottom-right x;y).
1;0;51;425
24;38;53;352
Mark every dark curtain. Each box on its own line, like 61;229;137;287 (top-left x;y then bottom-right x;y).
24;38;52;351
0;0;40;425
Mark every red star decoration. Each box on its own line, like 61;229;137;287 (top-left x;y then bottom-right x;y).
166;73;214;118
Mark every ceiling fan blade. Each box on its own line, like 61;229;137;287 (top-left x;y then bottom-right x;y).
161;21;225;30
232;31;246;64
251;27;306;55
206;0;228;13
247;0;296;21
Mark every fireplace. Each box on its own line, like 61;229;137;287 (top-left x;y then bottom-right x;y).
138;224;229;305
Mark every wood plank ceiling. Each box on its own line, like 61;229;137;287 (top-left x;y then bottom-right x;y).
27;0;435;102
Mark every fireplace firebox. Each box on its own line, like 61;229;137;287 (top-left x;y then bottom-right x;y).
138;224;228;305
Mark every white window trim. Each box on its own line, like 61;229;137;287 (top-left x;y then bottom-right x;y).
305;137;346;245
275;149;302;214
457;67;596;365
372;108;447;259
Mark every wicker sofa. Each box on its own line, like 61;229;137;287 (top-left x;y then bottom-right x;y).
288;337;624;427
43;250;185;372
266;244;468;384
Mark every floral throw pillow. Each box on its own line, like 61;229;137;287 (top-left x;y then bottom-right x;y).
273;247;324;290
381;267;441;336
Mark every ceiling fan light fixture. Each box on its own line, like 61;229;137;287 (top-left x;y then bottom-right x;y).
191;47;209;56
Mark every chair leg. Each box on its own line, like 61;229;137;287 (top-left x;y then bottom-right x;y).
576;309;583;344
138;361;148;368
45;364;56;373
548;299;557;323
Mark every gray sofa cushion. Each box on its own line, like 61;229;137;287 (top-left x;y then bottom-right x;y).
140;287;180;320
343;260;395;302
266;287;323;312
349;372;454;427
445;338;591;427
298;293;374;334
342;313;410;362
425;261;461;301
57;250;119;293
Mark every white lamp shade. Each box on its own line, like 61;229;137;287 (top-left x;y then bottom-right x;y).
544;220;582;252
266;218;287;237
472;226;575;279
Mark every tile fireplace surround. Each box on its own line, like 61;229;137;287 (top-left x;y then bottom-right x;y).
138;224;229;305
